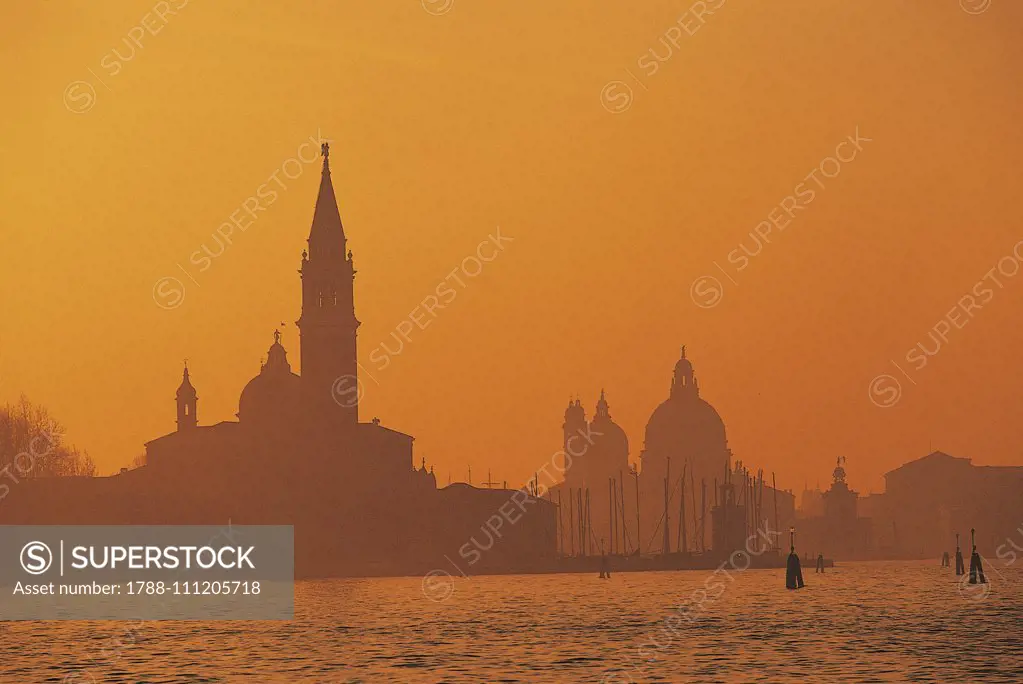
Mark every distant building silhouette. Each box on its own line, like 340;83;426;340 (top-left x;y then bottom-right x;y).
798;457;873;559
880;451;1023;558
562;391;629;492
799;482;825;518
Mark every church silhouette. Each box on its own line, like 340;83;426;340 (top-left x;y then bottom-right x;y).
0;144;557;578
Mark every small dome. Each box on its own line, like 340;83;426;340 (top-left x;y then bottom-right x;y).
591;390;628;458
591;414;630;461
238;332;301;426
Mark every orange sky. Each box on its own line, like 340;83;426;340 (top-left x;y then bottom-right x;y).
2;0;1022;494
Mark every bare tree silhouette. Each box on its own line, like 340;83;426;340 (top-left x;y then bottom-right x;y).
0;396;96;477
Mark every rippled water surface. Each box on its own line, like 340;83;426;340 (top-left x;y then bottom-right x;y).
3;561;1021;683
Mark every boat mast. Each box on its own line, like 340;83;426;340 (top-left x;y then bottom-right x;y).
678;464;687;554
568;488;575;557
608;478;614;556
700;478;707;553
619;469;629;554
585;488;592;556
690;464;698;552
773;472;780;552
633;467;641;555
663;457;671;555
557;490;563;557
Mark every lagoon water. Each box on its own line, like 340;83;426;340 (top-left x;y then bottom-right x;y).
3;561;1021;683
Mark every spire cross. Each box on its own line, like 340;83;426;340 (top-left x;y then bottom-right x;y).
321;141;329;159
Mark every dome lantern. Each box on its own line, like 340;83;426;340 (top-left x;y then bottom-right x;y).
670;345;699;399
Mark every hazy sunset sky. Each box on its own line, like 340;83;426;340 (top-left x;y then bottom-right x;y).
2;0;1022;494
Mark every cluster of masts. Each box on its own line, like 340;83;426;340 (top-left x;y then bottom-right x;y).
521;457;788;560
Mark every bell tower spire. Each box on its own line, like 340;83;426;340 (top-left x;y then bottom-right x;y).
595;389;610;419
297;140;360;432
176;362;198;431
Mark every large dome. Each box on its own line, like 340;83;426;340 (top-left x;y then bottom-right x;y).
640;347;729;478
238;332;301;426
643;395;726;452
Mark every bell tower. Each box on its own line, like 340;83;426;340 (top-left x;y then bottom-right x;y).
176;363;197;431
562;398;588;485
296;142;360;432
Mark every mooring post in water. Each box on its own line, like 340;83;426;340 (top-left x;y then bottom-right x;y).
599;539;609;579
786;527;805;590
955;532;965;576
816;553;825;574
941;550;950;568
968;528;987;585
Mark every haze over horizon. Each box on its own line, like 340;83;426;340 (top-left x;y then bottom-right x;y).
3;0;1023;494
